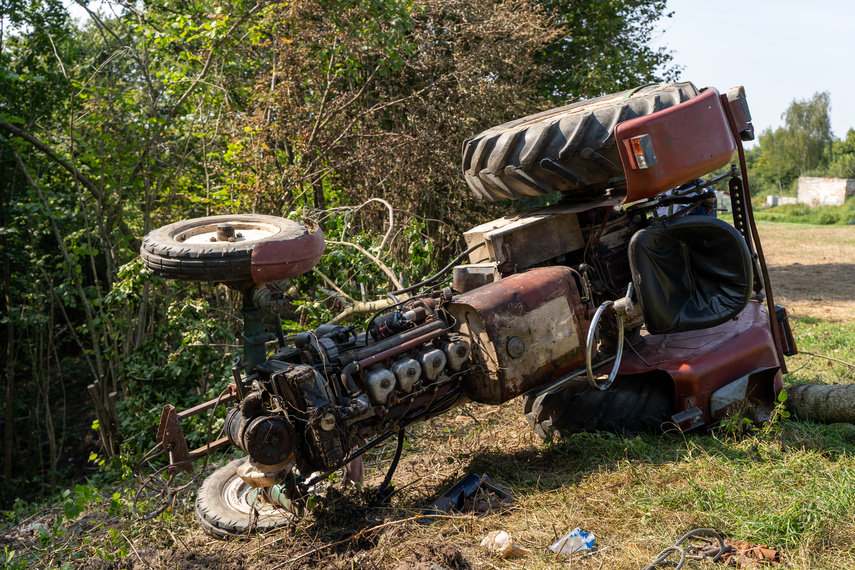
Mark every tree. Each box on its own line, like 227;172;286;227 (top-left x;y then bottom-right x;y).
825;128;855;180
224;0;560;248
534;0;680;100
755;92;833;193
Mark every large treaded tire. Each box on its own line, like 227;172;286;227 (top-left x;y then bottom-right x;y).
141;214;307;282
195;457;297;539
522;375;674;441
462;82;700;201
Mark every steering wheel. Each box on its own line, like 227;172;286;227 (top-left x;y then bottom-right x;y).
585;283;633;390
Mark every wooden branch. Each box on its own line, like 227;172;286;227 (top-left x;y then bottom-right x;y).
1;119;104;201
341;198;396;254
312;268;355;304
326;239;404;290
0;120;141;251
787;384;855;424
326;297;396;325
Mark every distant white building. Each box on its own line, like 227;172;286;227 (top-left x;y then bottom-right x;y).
797;177;855;207
766;195;798;207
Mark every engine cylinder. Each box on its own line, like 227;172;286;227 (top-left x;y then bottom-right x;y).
366;367;396;405
418;347;447;381
391;357;421;393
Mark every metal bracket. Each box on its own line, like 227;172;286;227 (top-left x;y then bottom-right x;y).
155;386;239;473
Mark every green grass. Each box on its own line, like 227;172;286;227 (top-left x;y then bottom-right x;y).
784;317;855;387
753;197;855;225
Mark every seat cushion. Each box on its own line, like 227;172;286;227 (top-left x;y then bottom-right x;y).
628;217;753;335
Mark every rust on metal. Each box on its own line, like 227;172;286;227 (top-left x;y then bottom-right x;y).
357;327;446;369
251;221;325;282
462;205;586;272
156;386;239;472
447;266;588;404
176;386;238;421
156;405;192;473
187;437;232;461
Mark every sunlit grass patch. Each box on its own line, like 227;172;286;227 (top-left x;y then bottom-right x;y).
785;317;855;386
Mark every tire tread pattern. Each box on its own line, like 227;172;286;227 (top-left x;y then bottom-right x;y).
462;83;700;201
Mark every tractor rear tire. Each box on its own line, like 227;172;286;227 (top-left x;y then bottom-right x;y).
523;374;674;441
462;82;700;201
141;214;307;282
195;457;298;539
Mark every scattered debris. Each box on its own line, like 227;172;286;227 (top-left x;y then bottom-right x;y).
421;473;514;522
720;540;787;567
643;530;787;569
549;527;595;554
643;528;725;569
480;530;532;559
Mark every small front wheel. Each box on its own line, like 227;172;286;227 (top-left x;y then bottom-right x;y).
195;457;299;539
141;214;320;283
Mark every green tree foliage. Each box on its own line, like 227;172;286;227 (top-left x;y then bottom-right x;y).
824;129;855;180
223;0;558;248
534;0;680;100
754;92;833;193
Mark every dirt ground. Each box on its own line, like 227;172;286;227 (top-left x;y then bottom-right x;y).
5;222;854;570
758;222;855;322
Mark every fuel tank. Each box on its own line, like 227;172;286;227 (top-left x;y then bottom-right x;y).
446;266;587;404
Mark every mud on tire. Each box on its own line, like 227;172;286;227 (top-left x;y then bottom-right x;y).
195;457;297;539
462;82;700;202
141;214;308;282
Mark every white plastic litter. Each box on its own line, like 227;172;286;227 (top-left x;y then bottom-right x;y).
549;527;595;554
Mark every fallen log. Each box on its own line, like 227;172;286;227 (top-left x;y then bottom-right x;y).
785;384;855;424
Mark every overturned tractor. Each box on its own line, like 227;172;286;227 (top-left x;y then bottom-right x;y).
139;82;796;537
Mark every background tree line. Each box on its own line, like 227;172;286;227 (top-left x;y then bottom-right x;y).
0;0;679;505
747;91;855;198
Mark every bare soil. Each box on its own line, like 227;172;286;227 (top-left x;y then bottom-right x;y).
758;222;855;322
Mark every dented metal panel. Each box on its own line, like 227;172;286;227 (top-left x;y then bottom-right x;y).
446;266;587;404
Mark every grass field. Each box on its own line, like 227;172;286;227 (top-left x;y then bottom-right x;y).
2;222;854;570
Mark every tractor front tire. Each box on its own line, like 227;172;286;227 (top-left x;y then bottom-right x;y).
141;214;308;282
195;457;298;539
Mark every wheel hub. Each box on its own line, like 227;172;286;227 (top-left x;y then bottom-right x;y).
178;221;281;245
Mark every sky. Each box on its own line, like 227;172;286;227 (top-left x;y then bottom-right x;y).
656;0;855;144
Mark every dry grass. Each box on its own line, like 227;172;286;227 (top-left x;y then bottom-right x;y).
5;222;855;569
